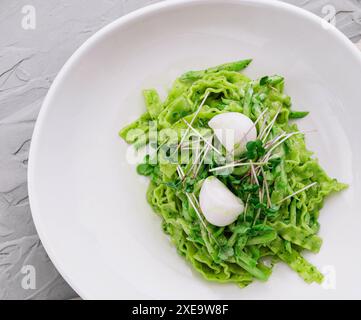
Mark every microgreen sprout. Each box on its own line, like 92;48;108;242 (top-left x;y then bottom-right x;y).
261;166;271;208
246;140;266;160
173;91;210;156
193;144;211;178
259;107;282;143
182;119;222;157
277;182;318;204
250;160;260;186
263;131;303;162
209;161;268;173
243;194;251;223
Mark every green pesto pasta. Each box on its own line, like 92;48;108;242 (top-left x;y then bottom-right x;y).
119;59;347;287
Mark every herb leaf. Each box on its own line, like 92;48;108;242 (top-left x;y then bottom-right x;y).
246;140;266;160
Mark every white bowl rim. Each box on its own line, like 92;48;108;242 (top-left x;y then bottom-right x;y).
27;0;361;299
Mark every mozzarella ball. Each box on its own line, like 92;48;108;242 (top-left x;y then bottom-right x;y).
208;112;257;154
199;176;244;227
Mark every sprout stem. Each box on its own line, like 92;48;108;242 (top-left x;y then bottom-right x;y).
193;144;211;178
244;194;250;223
182;119;222;156
263;131;303;161
259;107;282;142
209;161;268;172
250;160;259;186
172;91;210;156
261;166;272;208
277;182;318;204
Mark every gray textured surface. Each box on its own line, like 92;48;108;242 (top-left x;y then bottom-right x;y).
0;0;360;300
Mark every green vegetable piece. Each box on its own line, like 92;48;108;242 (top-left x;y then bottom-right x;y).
268;237;323;284
246;140;265;160
235;249;269;282
143;89;163;119
246;231;277;246
136;156;155;176
207;59;253;73
184;177;196;193
289;111;310;119
272;221;322;253
180;70;206;82
118;112;151;146
180;59;252;82
136;163;153;176
268;157;282;169
259;75;284;87
260;76;269;86
219;246;234;261
163;180;181;191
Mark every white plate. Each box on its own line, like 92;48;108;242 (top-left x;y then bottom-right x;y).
28;0;361;299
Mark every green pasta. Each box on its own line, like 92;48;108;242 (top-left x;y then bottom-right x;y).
119;59;347;287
